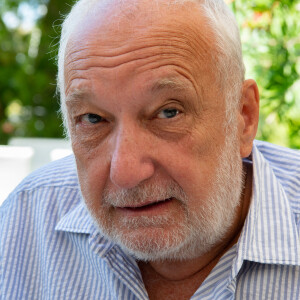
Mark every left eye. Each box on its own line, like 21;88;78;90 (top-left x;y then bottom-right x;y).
157;108;179;119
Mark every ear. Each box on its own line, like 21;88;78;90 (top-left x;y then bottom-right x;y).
238;79;259;158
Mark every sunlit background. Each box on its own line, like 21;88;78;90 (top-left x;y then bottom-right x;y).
0;0;300;204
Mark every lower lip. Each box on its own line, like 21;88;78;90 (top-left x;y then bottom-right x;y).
116;198;174;216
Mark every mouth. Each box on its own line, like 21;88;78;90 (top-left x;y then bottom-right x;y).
115;198;174;214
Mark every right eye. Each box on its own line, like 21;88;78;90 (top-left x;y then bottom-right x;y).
80;113;105;124
157;108;180;119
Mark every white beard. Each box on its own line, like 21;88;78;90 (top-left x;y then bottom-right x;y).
88;128;244;262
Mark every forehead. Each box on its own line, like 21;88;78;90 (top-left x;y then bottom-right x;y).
69;0;209;37
64;0;218;99
65;0;214;64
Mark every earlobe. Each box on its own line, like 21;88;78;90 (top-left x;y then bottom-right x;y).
239;79;260;158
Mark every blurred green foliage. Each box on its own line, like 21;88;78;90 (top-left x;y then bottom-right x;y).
0;0;74;144
229;0;300;148
0;0;299;148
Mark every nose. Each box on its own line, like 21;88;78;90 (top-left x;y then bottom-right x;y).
109;124;155;189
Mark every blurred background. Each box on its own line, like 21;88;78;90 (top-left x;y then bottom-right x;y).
0;0;300;203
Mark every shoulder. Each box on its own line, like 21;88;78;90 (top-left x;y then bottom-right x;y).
12;154;78;194
0;155;81;230
0;156;99;299
254;140;300;165
253;140;300;212
254;140;300;176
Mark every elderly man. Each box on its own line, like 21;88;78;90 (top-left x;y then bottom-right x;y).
1;0;300;299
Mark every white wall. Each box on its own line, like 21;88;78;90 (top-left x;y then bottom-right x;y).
0;138;72;205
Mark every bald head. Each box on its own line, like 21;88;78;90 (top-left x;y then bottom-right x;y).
57;0;245;134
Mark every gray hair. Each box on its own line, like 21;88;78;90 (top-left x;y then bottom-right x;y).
57;0;245;135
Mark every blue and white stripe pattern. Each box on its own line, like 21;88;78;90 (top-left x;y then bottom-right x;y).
1;140;299;299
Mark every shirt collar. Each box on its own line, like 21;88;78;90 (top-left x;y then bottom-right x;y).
55;198;116;257
55;199;95;234
235;142;300;270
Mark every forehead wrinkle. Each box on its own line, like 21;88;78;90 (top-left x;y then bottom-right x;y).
66;32;205;68
141;16;213;58
64;69;90;97
65;42;210;92
65;26;213;102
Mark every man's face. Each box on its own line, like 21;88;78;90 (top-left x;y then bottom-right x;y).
64;2;244;261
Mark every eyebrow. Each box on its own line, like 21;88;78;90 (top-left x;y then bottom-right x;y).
65;78;190;107
65;88;91;103
65;89;97;116
151;78;188;93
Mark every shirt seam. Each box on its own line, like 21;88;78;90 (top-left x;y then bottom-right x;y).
13;184;80;195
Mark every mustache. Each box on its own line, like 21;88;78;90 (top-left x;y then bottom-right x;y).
102;180;188;207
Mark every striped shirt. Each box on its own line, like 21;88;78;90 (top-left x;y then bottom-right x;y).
1;140;299;299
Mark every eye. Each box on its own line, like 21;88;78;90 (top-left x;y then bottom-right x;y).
157;108;180;119
81;113;105;124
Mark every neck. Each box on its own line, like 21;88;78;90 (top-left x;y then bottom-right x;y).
139;221;239;283
139;244;230;283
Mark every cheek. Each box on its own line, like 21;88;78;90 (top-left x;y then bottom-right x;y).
173;161;217;207
167;129;224;203
73;141;111;212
